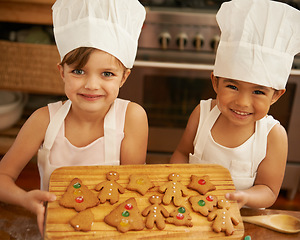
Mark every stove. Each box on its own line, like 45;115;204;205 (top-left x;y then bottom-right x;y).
137;0;300;68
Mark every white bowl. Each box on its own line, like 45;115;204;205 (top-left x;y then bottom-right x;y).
0;91;27;131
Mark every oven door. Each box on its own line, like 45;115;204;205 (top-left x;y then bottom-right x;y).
119;60;216;164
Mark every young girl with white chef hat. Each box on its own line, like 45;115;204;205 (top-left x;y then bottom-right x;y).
171;0;300;209
0;0;147;235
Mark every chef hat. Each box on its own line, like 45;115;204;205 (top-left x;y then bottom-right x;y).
52;0;146;68
213;0;300;90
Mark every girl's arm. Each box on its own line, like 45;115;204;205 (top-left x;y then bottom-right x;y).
170;104;200;164
120;102;148;165
226;123;288;209
0;106;56;234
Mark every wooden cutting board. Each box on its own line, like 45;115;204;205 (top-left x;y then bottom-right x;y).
45;164;244;239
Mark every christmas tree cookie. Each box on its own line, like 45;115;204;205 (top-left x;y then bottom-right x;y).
95;171;125;204
59;178;99;212
104;197;145;233
189;194;218;216
187;175;216;195
166;206;193;227
158;173;189;206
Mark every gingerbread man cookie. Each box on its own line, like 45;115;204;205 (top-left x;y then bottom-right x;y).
187;175;216;195
142;195;169;230
95;171;125;204
126;174;155;195
159;173;189;206
104;197;145;233
70;209;94;231
208;198;240;236
59;178;99;212
166;206;193;227
189;194;218;216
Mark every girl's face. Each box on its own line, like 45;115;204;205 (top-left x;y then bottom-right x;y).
58;49;130;114
211;74;285;127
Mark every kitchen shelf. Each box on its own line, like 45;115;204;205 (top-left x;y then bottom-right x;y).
0;0;55;25
0;1;61;155
0;40;63;94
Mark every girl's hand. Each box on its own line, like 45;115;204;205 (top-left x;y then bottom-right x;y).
23;190;56;236
225;191;249;209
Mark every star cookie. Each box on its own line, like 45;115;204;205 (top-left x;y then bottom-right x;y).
126;174;155;195
187;175;216;195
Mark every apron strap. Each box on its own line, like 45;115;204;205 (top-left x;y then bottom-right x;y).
193;99;221;159
104;100;117;163
43;100;72;150
251;118;268;177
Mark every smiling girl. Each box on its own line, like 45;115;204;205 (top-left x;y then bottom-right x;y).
0;0;147;235
170;0;300;209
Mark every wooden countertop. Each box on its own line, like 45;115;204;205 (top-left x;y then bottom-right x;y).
1;202;299;240
241;208;300;239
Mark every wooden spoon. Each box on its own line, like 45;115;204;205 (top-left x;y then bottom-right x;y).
242;214;300;234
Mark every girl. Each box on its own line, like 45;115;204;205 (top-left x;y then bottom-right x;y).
170;0;300;209
0;0;147;235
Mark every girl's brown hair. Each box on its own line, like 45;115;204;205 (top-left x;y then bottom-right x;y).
59;47;95;69
59;47;126;71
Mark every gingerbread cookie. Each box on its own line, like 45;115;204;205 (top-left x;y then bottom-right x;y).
158;173;189;206
70;209;94;231
126;174;155;195
187;175;216;195
166;206;193;227
95;171;125;204
189;194;218;216
142;195;169;230
208;198;240;236
104;197;145;233
59;178;99;212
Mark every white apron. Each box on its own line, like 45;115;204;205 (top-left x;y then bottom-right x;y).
38;99;125;191
189;99;278;190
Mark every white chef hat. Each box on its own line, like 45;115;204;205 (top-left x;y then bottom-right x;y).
52;0;146;68
213;0;300;90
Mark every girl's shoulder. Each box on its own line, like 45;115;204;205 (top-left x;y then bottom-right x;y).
124;102;148;129
267;122;287;142
15;105;51;147
27;105;51;131
126;101;147;119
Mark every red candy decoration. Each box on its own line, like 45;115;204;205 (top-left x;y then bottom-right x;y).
75;196;84;203
125;204;133;210
206;195;214;202
198;179;206;185
176;213;184;220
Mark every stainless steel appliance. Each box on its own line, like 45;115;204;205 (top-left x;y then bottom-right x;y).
119;1;300;199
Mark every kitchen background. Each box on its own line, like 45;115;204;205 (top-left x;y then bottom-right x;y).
0;0;299;205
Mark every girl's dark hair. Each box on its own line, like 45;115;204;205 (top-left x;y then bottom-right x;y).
60;47;95;69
